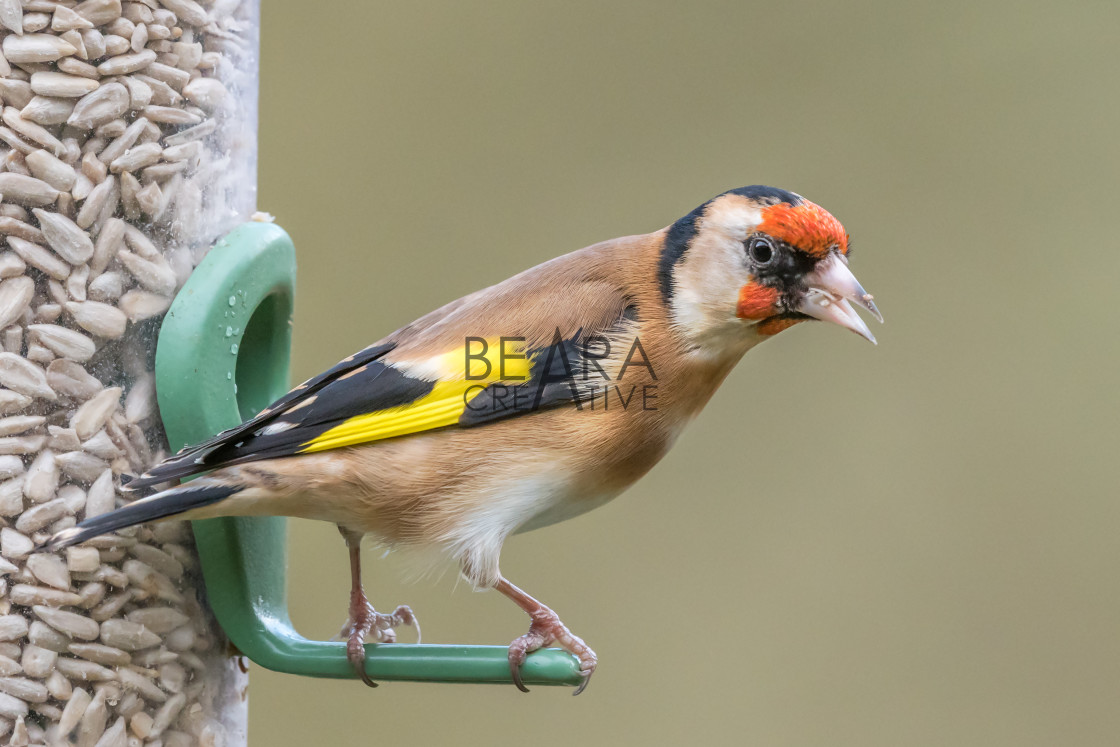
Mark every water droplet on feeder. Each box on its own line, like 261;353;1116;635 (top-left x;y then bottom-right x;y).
226;326;233;337
227;371;232;379
228;295;236;306
230;343;239;354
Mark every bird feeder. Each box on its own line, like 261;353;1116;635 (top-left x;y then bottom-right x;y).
0;1;580;741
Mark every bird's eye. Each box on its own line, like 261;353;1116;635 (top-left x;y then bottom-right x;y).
748;237;774;266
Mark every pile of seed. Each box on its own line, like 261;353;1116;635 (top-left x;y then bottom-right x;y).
0;0;258;744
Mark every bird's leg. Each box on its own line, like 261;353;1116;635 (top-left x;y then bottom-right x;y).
336;528;419;687
495;575;597;695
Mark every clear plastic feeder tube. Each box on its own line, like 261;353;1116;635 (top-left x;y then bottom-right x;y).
0;0;260;743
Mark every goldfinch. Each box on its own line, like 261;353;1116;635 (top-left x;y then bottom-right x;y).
44;185;882;694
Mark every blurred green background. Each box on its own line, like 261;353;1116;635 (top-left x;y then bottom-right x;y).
250;1;1118;745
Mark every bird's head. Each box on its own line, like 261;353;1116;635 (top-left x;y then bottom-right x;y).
660;185;883;352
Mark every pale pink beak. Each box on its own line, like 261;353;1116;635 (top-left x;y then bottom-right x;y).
796;254;884;344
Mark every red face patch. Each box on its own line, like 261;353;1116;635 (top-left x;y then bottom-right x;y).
757;200;848;257
757;317;805;336
736;282;779;320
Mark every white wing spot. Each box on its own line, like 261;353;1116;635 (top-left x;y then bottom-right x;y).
257;422;296;436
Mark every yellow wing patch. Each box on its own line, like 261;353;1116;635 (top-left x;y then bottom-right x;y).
298;339;533;453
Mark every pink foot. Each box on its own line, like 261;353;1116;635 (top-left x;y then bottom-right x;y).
507;608;597;695
340;601;419;687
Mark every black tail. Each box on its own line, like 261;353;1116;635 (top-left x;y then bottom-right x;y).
39;483;240;553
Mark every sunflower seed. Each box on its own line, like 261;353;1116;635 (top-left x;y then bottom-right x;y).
58;451;109;482
128;710;153;738
0;416;43;438
148;691;184;738
2;107;64;156
142;104;200;125
75;0;123;27
108;141;160;173
0;354;55;400
67;83;129;131
61;657;117;687
182;77;226;113
26;553;70;592
17;500;73;539
0;174;58;207
20;95;75;128
24;148;78;190
59;56;101;80
65;301;126;339
0;254;27;280
0;0;21;35
26;620;70;653
81;152;108;185
118;250;175;294
161;117;214;146
34;606;99;641
0;457;23;481
81;432;118;463
117;289;170;322
96;620;155;652
52;6;94;33
0;436;46;455
103;34;130;57
0;478;22;516
66;548;99;575
21;450;57;504
96;48;154;76
30;71;101;98
74;175;116;229
2;35;76;64
57;484;84;516
18;645;53;678
78;27;104;58
84;469;115;518
45;360;100;401
97;117;145;165
93;715;126;747
135;179;163;216
133;73;180;106
70;387;121;440
0;616;28;642
0;690;28;720
0;656;19;677
68;642;130;667
119;171;140;219
124;607;186;635
0;677;48;703
32;208;94;264
0;278;34;331
58;686;90;737
121;377;153;426
119;666;168;702
29;325;93;364
75;687;107;747
0;526;34;558
87;271;123;303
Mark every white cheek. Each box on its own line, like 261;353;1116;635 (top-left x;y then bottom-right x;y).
704;202;762;241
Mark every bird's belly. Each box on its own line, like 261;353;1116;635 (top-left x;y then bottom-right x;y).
513;488;620;533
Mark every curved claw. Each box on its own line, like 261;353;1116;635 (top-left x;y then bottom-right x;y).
506;609;597;695
340;602;419;687
347;637;378;688
510;657;530;693
572;670;593;696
